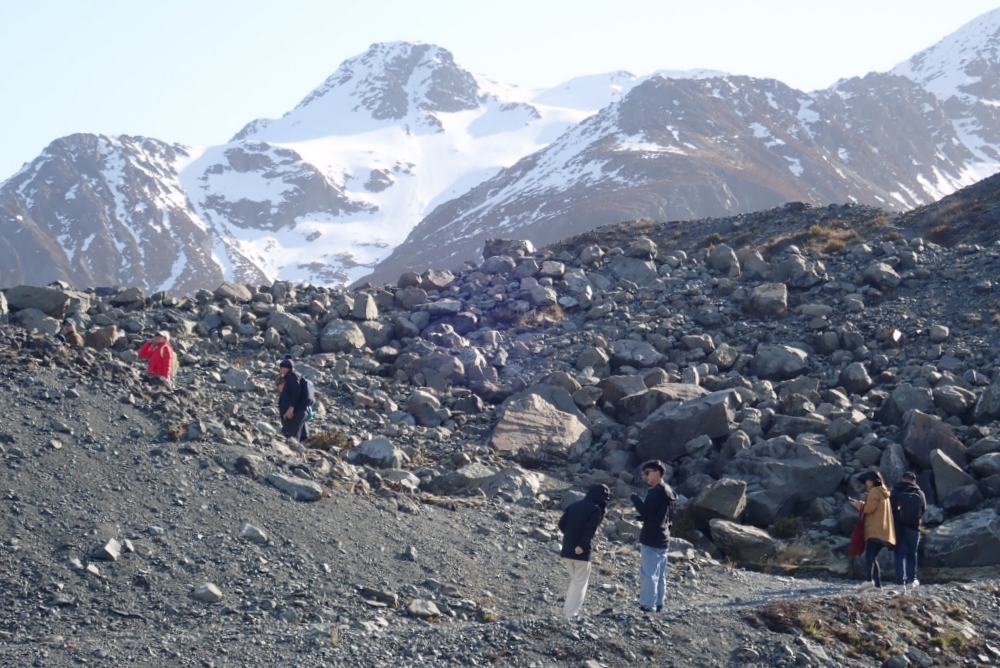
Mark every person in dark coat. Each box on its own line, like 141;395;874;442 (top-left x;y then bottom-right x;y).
278;356;308;441
631;460;677;612
891;471;927;586
557;484;610;618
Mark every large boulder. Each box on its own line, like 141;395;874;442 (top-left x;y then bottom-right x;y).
745;283;788;317
707;244;739;272
637;390;741;462
608;256;658;285
267;312;315;346
693;478;747;524
973;374;1000;423
876;386;935;427
84;325;121;351
898;410;968;469
214;282;252;303
346;438;408;469
597;376;649;410
933;385;977;416
724;435;844;527
749;345;808;381
618;384;708;425
862;261;901;290
929;450;977;502
483;239;534;259
267;473;325;502
407;390;444;427
2;285;70;319
969;453;1000;478
10;308;59;335
608;339;665;369
923;509;1000;567
708;519;776;563
839;363;872;395
480;467;540;503
352;294;379;320
489;394;592;465
320;320;366;353
879;442;909;490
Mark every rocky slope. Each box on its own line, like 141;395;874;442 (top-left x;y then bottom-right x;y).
3;182;1000;664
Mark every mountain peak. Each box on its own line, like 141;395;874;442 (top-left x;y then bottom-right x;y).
892;8;1000;102
297;41;480;120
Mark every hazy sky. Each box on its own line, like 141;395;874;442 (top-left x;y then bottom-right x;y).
1;0;998;179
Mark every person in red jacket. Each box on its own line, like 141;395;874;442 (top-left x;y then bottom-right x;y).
138;331;175;381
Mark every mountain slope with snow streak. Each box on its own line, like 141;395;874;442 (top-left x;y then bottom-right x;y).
0;42;635;291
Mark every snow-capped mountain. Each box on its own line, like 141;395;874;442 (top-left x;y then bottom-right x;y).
7;10;1000;293
0;43;634;293
363;13;1000;285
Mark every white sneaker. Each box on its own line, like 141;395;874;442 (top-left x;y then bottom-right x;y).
857;582;876;592
909;579;919;587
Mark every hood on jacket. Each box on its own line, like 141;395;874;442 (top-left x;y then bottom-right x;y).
585;484;611;509
869;486;891;502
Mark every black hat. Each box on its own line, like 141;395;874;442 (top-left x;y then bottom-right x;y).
901;471;917;481
279;356;294;370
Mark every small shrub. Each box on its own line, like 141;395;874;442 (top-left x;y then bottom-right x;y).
930;223;951;244
600;565;614;576
306;430;351;451
823;238;846;254
167;424;186;442
772;517;799;539
700;232;724;248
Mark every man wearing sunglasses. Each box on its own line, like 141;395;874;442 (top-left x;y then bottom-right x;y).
630;460;677;613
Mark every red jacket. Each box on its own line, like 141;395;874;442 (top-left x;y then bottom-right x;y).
138;341;174;379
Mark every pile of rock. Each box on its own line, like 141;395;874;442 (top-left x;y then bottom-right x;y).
5;204;1000;570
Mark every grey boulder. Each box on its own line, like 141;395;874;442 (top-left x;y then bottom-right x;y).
637;390;740;462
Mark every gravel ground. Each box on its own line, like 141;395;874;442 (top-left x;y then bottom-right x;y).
1;365;999;668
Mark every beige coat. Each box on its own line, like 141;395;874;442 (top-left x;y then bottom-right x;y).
862;486;896;546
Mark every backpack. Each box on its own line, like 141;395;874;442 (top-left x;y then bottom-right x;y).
299;375;316;409
895;487;924;528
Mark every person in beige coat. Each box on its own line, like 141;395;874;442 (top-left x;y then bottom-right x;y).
850;470;896;590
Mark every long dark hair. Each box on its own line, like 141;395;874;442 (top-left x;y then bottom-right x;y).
860;470;885;487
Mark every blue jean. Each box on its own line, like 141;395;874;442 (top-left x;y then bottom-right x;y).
894;527;920;585
639;544;669;609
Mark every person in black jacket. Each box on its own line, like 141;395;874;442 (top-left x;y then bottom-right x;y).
631;460;677;613
278;356;308;441
557;484;610;619
891;471;927;587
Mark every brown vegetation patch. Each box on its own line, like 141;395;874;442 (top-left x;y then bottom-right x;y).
748;594;987;664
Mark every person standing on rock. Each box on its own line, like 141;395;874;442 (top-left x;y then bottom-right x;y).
631;460;677;613
891;471;926;587
138;331;175;382
278;356;308;441
851;470;896;591
557;483;610;619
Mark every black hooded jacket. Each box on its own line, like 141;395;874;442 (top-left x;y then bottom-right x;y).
558;485;610;561
631;482;677;549
278;371;302;416
890;478;927;530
